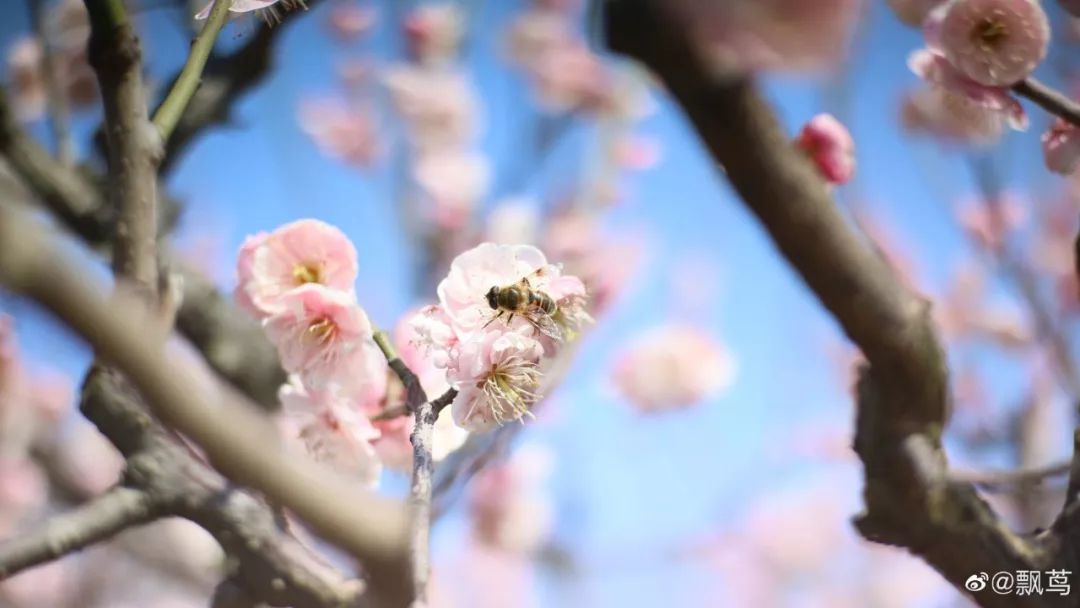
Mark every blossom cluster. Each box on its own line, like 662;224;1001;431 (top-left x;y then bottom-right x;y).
409;243;590;430
899;0;1063;152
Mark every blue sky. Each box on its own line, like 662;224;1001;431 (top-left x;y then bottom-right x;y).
3;1;1079;606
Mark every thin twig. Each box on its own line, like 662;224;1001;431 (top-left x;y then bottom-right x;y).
0;203;411;607
1013;77;1080;128
0;486;160;579
952;461;1070;490
151;0;231;142
26;0;76;166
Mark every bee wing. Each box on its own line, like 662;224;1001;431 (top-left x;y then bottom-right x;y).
524;309;563;342
519;264;558;287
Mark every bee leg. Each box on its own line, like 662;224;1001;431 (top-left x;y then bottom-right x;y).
483;311;503;329
506;313;515;325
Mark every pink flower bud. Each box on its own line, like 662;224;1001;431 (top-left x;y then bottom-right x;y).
796;113;856;185
1043;117;1080;175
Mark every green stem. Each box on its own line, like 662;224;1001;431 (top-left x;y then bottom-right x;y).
372;329;399;362
151;0;232;142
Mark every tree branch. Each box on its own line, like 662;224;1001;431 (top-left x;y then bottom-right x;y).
0;486;160;579
84;0;162;296
151;0;231;142
372;328;455;604
0;203;411;607
604;2;1065;605
1013;78;1080;128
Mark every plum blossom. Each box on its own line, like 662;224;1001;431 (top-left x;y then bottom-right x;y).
404;4;464;65
449;330;545;430
934;0;1049;87
298;99;379;168
887;0;947;25
900;86;1010;144
235;219;358;318
611;324;735;412
662;0;860;74
907;48;1027;130
414;151;492;229
1043;117;1080;175
279;378;382;486
326;3;377;42
263;284;372;389
486;199;539;246
468;443;554;552
796;113;856;185
411;243;589;430
383;66;479;152
195;0;304;24
505;9;573;65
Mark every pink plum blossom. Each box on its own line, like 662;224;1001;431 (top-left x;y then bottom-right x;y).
662;0;860;74
414;151;492;229
908;48;1027;130
195;0;302;24
235;219;358;318
263;284;372;389
436;243;552;336
796;113;856;185
900;86;1010;144
934;0;1049;87
298;99;379;168
1043;117;1080;175
449;329;545;430
403;4;464;65
383;66;478;153
486;200;540;246
505;9;573;66
279;378;382;486
886;0;947;25
326;3;376;42
611;324;735;412
954;194;1028;251
468;444;554;551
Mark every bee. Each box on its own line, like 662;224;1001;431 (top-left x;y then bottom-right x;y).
483;268;563;341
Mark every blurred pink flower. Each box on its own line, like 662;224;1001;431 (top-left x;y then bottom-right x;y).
611;324;735;412
384;66;478;152
0;457;46;522
468;444;554;551
1043;117;1080;175
935;0;1048;87
2;560;72;607
908;48;1027;130
663;0;860;74
279;378;382;486
900;86;1010;144
326;3;376;42
6;25;96;123
263;284;372;389
298;98;379;168
449;329;545;430
195;0;302;24
955;195;1027;251
404;3;464;65
414;151;491;229
55;420;124;497
613;135;662;171
527;41;613;114
235;219;358;318
886;0;946;25
485;199;539;245
796;113;856;185
505;9;572;66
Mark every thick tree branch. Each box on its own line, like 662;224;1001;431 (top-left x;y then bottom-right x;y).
604;2;1066;605
84;0;161;295
0;486;160;579
1014;78;1080;128
0;204;410;607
